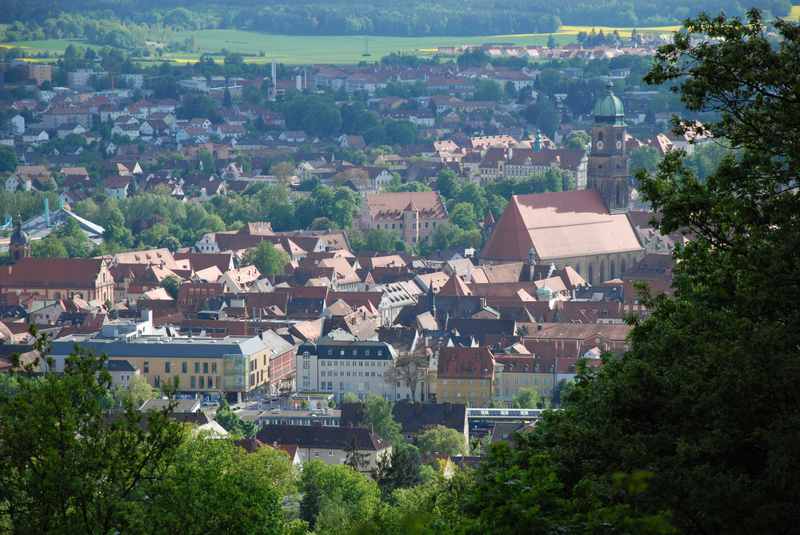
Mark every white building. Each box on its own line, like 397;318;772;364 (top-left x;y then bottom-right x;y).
296;338;410;401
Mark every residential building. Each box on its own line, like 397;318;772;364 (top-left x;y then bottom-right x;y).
296;338;409;401
432;347;496;406
256;425;391;472
49;328;281;399
360;191;449;246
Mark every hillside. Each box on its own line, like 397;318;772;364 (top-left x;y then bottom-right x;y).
0;0;793;36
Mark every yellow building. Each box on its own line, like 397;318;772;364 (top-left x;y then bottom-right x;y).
433;347;495;406
50;332;283;399
494;356;556;402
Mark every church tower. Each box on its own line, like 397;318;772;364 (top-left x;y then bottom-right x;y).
9;215;31;263
588;82;629;213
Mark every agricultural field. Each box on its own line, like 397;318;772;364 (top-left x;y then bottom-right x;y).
165;29;584;64
788;4;800;20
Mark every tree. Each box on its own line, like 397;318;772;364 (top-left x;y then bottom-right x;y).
383;353;429;402
375;442;422;500
450;202;478;231
0;145;17;173
270;161;295;185
473;79;503;101
435;169;460;199
565;130;590;150
160;275;181;299
363;394;403;445
511;387;541;409
385;121;417;146
299;460;380;531
243;240;289;279
0;343;185;533
416;425;467;457
351;228;404;253
32;217;92;258
629;145;661;175
345;437;370;472
524;97;561;139
113;374;157;408
145;438;288;535
215;399;258;438
472;11;800;534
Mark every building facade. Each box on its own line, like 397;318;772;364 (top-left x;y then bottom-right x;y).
296;338;409;401
0;257;115;304
50;330;277;398
360;192;449;246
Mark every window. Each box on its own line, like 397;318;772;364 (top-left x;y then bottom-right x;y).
194;362;200;373
199;376;205;388
208;376;213;388
143;361;149;374
165;361;171;373
154;376;160;387
181;361;187;373
211;362;217;373
191;376;196;388
203;362;209;374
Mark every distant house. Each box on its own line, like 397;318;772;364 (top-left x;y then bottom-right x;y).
338;134;366;150
105;359;140;388
104;175;132;199
433;346;496;406
256;424;391;472
279;131;307;144
360;191;449;246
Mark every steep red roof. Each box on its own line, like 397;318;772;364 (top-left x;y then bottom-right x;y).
438;274;472;297
481;191;642;261
365;191;448;221
0;258;108;289
437;347;495;379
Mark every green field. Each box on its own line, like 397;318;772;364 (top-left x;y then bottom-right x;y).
172;29;586;64
5;30;579;65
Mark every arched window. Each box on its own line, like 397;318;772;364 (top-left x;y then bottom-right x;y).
597;131;604;141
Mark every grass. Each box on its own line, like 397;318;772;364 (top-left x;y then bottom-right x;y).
161;29;577;64
0;13;759;66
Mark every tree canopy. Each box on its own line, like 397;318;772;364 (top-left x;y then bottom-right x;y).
463;11;800;534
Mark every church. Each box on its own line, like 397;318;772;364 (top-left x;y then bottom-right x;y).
481;83;644;285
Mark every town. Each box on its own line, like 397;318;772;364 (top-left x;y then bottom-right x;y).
0;5;792;533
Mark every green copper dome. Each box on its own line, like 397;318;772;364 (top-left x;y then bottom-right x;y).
593;82;625;125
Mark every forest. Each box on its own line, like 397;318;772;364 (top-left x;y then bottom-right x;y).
0;0;792;38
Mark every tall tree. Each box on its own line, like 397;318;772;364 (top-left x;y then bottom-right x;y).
243;240;289;279
472;11;800;534
0;344;185;533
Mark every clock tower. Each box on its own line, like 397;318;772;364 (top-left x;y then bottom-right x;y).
588;82;629;213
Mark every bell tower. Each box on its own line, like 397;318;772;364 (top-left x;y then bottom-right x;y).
588;82;629;213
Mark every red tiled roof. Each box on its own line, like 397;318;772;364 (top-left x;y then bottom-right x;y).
0;258;108;289
481;191;642;261
437;347;495;379
365;192;448;221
